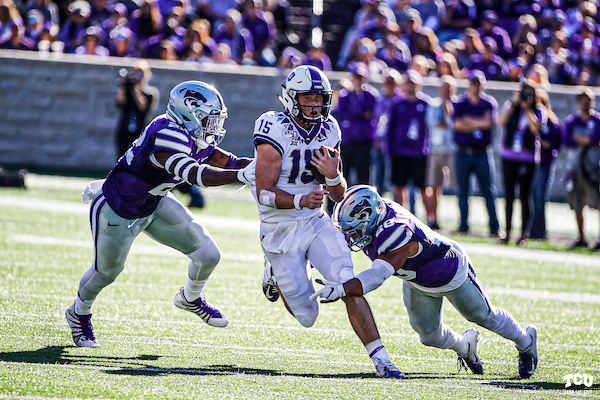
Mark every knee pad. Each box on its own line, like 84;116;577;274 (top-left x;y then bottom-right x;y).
295;311;318;328
188;240;221;280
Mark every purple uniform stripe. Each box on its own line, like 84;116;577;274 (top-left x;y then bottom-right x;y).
89;194;106;272
468;264;491;312
308;66;322;82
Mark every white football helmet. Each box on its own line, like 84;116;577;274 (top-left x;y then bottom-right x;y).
278;65;333;125
166;81;228;149
333;185;387;251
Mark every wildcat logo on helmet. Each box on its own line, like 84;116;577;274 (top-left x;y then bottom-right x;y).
349;199;373;220
181;88;208;105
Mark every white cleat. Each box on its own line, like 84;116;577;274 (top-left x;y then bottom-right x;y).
65;304;100;348
261;258;279;302
458;328;483;375
518;325;538;379
174;288;228;328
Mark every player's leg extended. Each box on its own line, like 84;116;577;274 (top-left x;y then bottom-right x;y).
402;280;483;374
308;215;403;378
145;193;227;327
446;265;538;377
67;193;142;347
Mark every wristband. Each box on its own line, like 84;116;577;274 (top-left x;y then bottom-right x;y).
325;173;342;186
195;164;208;188
293;193;303;210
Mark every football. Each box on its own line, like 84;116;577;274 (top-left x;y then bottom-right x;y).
308;146;337;184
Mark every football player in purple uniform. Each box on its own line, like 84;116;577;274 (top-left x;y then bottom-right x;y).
66;81;255;348
312;185;539;379
254;65;403;379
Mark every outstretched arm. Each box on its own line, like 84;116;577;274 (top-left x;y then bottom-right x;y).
153;151;244;188
311;241;419;302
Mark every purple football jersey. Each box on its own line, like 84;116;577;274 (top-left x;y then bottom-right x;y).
102;114;217;219
387;93;432;157
363;199;459;288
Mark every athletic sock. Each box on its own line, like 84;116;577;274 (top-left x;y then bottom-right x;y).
366;339;391;365
74;294;94;315
184;277;208;302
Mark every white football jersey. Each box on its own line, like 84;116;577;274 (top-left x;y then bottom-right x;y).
252;111;341;223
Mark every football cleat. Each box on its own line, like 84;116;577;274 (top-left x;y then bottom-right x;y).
375;363;406;379
65;303;100;348
458;328;484;375
518;325;538;379
261;258;279;302
174;288;228;328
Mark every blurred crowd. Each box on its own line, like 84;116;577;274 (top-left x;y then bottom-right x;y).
1;0;600;86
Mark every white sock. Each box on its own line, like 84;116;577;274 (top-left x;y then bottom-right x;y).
74;295;94;315
184;277;208;302
366;339;391;365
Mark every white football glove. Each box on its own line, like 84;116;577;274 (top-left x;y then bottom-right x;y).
309;278;346;303
237;158;256;186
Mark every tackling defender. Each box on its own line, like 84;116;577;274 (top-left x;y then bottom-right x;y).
252;65;403;378
66;81;254;348
312;185;538;379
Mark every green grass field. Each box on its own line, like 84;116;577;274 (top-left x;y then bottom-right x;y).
0;175;599;399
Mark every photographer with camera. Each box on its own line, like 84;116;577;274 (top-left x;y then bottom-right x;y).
115;60;158;158
497;79;545;245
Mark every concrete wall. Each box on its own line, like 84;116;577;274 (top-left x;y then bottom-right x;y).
0;49;594;199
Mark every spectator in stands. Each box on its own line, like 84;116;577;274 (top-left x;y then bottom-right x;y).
195;0;239;26
349;37;388;79
409;54;436;77
526;63;550;88
241;0;276;66
58;0;92;53
437;0;476;43
530;89;563;240
511;14;538;55
75;25;109;57
436;51;463;79
478;10;512;59
413;0;445;32
302;44;332;72
386;69;432;211
413;27;442;64
115;60;158;158
213;9;254;64
21;0;59;27
538;31;573;84
400;8;422;56
211;42;237;65
130;0;163;54
100;2;128;47
23;9;45;43
158;38;178;60
564;88;600;250
468;37;509;81
376;33;410;73
507;43;536;82
372;68;401;195
0;0;23;46
156;0;180;19
452;70;499;236
455;28;483;70
569;17;600;85
276;46;303;70
1;23;35;50
89;0;111;25
36;21;61;52
497;79;543;245
424;75;457;230
109;26;140;57
334;63;378;185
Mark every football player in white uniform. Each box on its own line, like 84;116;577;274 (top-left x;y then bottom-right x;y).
252;65;403;378
65;81;255;348
312;185;539;379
